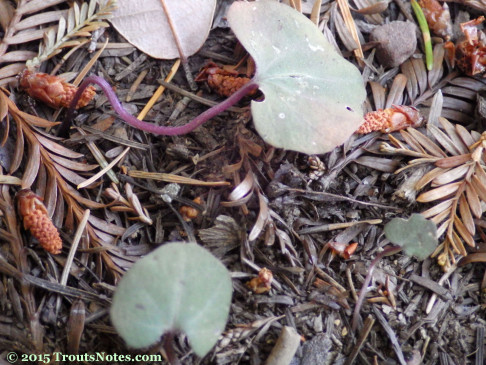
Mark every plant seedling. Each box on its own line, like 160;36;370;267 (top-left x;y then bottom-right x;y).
110;243;233;364
352;214;438;330
61;0;365;154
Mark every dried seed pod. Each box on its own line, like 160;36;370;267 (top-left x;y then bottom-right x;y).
16;189;62;254
307;155;326;180
454;17;486;76
19;69;96;109
357;105;423;134
195;62;253;97
418;0;452;40
246;267;273;294
327;242;358;259
179;197;202;222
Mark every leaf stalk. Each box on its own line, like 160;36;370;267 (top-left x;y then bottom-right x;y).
59;75;258;137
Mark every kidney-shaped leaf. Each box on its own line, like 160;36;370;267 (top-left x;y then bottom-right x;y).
110;0;216;59
110;242;232;357
227;0;366;154
384;214;438;260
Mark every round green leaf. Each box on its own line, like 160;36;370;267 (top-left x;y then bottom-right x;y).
110;242;233;357
384;214;438;260
227;0;366;154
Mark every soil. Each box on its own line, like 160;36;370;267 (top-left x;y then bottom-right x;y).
0;1;485;365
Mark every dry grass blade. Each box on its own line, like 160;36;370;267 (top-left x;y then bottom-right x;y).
77;148;129;189
337;0;364;64
352;0;384;23
310;0;322;25
127;170;231;187
332;4;359;52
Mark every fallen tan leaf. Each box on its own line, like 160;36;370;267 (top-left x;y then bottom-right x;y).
110;0;216;59
417;181;461;202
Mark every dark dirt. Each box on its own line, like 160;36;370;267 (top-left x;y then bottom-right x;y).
1;1;486;365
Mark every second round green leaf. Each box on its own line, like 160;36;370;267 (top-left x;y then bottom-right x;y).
110;242;233;357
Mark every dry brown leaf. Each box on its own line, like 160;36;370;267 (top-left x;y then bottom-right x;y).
21;141;40;189
336;0;364;63
431;164;469;186
401;60;419;102
458;194;475;235
406;128;447;158
48;152;98;172
434;154;471;168
10;124;24;174
465;181;482;218
421;199;453;218
416;166;448;190
417;181;461;202
453;124;476;150
428;43;445;87
52;162;88;186
369;81;386;110
412;58;428;96
0;0;14;31
430;208;451;227
248;191;270;242
450;230;467;256
111;0;216;59
88;215;126;236
427;124;463;156
471;175;486;201
474;161;486;184
385;74;407;108
228;172;255;202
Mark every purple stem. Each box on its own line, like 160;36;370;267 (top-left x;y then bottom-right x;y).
58;75;259;137
163;332;181;365
351;244;402;331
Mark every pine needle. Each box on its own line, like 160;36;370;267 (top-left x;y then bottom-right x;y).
337;0;364;66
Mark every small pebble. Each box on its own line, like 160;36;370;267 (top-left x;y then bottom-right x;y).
370;21;417;68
